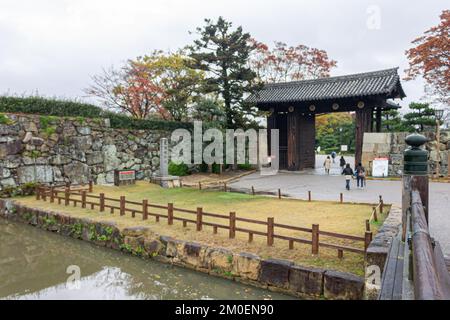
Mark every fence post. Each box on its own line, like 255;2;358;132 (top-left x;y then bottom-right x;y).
365;231;373;251
373;206;378;222
366;219;370;232
64;187;69;206
168;203;174;225
142;199;148;220
66;181;70;192
278;189;281;199
267;217;274;246
338;249;344;259
251;186;255;196
379;195;384;214
99;193;105;212
120;196;125;216
224;182;227;192
50;187;55;203
196;207;203;231
35;186;41;200
308;190;311;202
340;192;343;203
229;212;236;239
89;181;93;193
312;224;319;254
81;191;86;209
199;182;202;190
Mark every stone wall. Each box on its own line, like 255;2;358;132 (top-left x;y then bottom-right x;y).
362;131;450;176
0;199;365;300
364;206;402;299
0;113;169;191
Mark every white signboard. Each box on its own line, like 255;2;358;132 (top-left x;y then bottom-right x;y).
340;145;348;152
372;157;389;177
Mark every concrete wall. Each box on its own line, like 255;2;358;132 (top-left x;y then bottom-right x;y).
362;131;450;177
0;113;169;191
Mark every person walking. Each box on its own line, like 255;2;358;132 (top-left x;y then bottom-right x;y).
331;151;337;163
324;156;332;175
355;163;366;188
339;156;346;173
342;163;354;190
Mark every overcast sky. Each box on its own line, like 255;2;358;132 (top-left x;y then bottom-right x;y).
0;0;447;110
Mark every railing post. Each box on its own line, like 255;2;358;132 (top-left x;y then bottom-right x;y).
340;192;343;203
267;217;274;246
142;199;148;220
251;186;255;196
81;191;86;209
373;206;378;222
366;219;370;232
35;186;41;200
50;187;55;203
312;224;319;254
99;193;105;212
364;231;373;251
379;195;384;214
168;203;173;225
403;133;429;242
89;180;93;193
196;207;203;231
229;212;236;239
278;189;281;199
198;182;202;190
120;196;125;216
64;187;69;206
308;190;311;202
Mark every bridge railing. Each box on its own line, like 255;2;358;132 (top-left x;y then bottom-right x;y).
408;190;450;300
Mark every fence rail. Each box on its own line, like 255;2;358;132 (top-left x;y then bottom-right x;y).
35;184;376;258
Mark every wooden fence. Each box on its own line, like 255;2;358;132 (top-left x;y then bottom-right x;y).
35;184;376;259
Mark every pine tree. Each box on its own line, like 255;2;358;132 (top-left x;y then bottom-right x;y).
403;102;436;132
382;109;409;132
188;17;261;128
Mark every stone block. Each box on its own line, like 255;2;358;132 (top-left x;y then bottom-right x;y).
204;247;234;273
122;226;151;237
258;258;293;289
232;252;261;281
288;265;324;296
323;271;364;300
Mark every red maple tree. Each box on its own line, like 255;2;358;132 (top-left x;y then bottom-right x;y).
405;10;450;104
249;39;337;83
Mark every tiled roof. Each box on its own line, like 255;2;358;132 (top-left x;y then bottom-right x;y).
247;68;406;104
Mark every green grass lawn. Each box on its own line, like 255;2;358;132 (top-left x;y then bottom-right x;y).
17;181;388;276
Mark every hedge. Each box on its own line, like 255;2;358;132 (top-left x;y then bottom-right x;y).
0;96;193;131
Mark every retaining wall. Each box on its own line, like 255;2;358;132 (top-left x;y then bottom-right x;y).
0;198;365;300
0;113;169;191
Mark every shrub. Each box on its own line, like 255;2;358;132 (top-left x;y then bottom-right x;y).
0;182;37;198
0;96;193;131
168;161;190;176
238;163;253;170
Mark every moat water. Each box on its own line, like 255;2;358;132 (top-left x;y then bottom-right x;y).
0;219;293;300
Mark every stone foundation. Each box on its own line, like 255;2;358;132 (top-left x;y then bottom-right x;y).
0;199;365;300
0;113;169;191
362;131;450;177
364;206;402;299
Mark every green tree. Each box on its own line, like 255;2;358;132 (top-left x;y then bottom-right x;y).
191;98;226;127
187;17;261;128
136;51;205;121
403;102;436;132
381;109;409;132
316;113;355;153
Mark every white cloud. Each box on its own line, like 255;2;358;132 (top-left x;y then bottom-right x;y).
0;0;446;106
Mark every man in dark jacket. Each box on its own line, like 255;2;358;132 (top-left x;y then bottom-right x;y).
342;163;353;190
339;156;346;173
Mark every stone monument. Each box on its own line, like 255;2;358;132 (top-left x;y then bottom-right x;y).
151;138;181;188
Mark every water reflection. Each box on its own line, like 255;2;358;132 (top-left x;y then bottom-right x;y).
0;220;293;300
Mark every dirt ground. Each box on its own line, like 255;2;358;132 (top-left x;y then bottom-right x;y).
16;181;388;276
